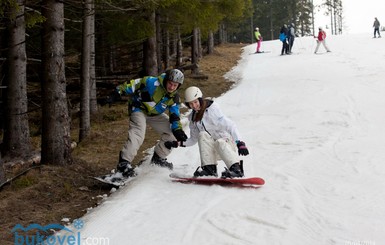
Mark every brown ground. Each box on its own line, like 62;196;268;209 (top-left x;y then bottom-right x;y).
0;43;246;244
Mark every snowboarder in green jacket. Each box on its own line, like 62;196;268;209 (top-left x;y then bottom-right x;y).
254;27;263;53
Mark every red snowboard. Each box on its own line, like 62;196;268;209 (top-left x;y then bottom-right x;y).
170;173;265;188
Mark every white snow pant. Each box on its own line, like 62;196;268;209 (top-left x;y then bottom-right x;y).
120;111;176;162
198;131;239;168
314;40;330;53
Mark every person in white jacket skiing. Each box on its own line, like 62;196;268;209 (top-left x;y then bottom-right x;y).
165;86;249;178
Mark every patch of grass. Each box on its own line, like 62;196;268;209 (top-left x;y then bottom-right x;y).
63;182;74;195
102;113;120;121
11;175;38;189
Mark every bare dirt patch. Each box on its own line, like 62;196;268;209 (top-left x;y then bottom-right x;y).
0;43;246;244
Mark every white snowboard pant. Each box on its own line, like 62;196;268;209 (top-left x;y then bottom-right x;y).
314;40;330;53
198;131;239;168
120;111;176;162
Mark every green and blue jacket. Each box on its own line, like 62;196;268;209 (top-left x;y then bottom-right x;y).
117;74;183;131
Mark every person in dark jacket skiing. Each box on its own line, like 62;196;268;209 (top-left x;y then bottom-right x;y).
279;24;289;55
373;17;381;38
287;23;295;53
112;69;187;177
165;86;249;178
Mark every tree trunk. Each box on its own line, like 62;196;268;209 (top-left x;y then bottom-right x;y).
3;0;31;159
191;27;199;74
222;23;227;44
41;0;71;165
170;29;177;58
109;45;116;74
218;23;224;44
329;4;334;35
197;28;202;60
96;18;107;76
175;27;182;68
79;0;92;142
162;27;170;70
0;157;4;183
143;11;157;76
207;30;214;54
155;11;162;73
89;0;98;115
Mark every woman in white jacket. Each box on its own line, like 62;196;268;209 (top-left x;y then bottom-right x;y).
166;86;249;178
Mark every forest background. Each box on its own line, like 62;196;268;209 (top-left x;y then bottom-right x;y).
0;0;342;243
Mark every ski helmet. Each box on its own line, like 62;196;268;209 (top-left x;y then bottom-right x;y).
255;27;259;31
165;69;184;85
184;86;203;103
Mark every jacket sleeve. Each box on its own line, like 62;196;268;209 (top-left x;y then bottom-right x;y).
168;100;183;132
184;116;199;147
210;103;242;142
317;32;324;41
116;77;146;95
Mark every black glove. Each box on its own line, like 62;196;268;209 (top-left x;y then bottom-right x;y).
237;141;249;156
173;129;187;142
106;90;121;105
165;141;179;150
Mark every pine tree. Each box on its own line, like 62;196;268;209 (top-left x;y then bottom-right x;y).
41;0;72;165
2;0;32;160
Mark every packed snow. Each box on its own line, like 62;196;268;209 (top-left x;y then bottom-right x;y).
60;32;385;245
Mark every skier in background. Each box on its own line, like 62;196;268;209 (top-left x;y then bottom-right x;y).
279;24;289;55
314;27;331;54
164;86;249;178
111;69;188;177
254;27;263;53
287;23;295;54
373;17;381;38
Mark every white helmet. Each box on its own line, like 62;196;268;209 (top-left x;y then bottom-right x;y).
184;86;203;103
165;69;184;84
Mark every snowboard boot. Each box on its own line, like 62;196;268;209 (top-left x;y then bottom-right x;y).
193;165;218;177
116;160;136;178
221;162;244;178
151;152;173;170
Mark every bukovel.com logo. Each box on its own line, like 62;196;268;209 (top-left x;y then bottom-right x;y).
11;219;110;245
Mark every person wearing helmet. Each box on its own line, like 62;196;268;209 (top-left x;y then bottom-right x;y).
113;69;187;177
314;27;331;54
165;86;249;178
254;27;263;53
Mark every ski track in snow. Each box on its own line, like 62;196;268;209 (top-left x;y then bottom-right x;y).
58;33;385;245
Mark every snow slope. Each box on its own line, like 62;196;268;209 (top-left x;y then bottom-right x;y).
62;33;385;245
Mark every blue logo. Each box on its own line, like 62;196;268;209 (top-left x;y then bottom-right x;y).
11;219;83;245
72;219;84;230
